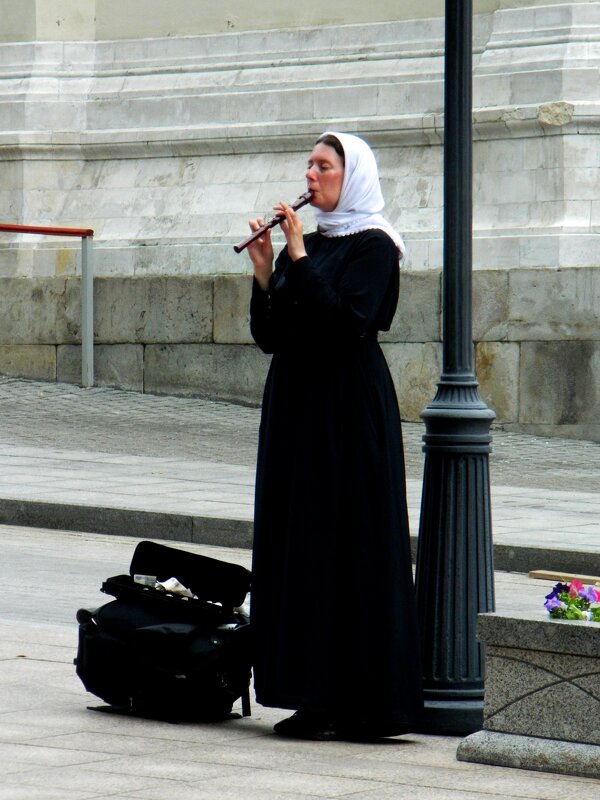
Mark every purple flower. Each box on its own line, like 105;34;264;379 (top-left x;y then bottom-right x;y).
544;594;562;612
579;585;598;604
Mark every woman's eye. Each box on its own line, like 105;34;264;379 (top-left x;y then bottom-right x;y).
307;162;331;172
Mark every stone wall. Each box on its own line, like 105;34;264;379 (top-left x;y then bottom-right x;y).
3;268;600;440
1;3;599;439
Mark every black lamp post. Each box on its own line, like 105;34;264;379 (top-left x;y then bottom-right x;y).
414;0;496;735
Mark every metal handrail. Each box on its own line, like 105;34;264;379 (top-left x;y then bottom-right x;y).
0;223;94;387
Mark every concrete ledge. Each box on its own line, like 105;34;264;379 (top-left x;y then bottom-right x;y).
0;498;254;549
0;499;195;542
493;543;600;580
0;495;596;576
477;610;600;659
192;516;253;549
457;730;600;781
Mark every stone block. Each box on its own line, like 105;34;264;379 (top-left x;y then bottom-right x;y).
563;69;600;102
0;277;80;345
379;142;442;179
377;80;444;118
389;175;443;210
144;343;269;405
0;345;56;381
94;277;213;344
510;69;562;106
381;271;440;344
534;167;565;203
473;270;509;341
472;72;511;113
519;341;600;425
509;269;600;341
473;138;525;173
475;342;519;424
15;242;81;279
473;235;521;270
130;242;199;276
518;234;560;269
89;244;135;278
521;135;562;171
483;645;600;743
476;171;537;206
0;244;24;278
57;344;143;391
458;730;600;782
313;85;378;120
381;342;442;422
536;200;591;229
457;612;600;778
403;240;436;271
213;275;253;344
477;612;600;739
475;200;529;230
559;234;600;268
397;206;442;235
563;135;600;168
129;241;241;279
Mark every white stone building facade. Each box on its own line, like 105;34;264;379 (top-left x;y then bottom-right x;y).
1;1;599;439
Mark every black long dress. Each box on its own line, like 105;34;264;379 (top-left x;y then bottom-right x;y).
250;228;422;730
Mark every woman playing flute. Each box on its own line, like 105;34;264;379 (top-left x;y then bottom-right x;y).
245;132;423;741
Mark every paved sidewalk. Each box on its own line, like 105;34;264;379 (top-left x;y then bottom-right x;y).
0;376;599;574
1;378;600;799
1;526;599;800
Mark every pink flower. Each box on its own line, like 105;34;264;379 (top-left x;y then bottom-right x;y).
569;579;584;598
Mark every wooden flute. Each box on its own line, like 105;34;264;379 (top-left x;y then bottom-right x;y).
233;190;313;253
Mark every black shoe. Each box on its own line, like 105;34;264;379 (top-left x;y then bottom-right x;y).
273;712;340;741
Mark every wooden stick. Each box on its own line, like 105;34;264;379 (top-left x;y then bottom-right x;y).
528;569;600;584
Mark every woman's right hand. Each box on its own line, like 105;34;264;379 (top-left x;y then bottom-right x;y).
247;218;274;291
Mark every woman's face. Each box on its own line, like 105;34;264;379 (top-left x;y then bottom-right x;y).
306;143;345;212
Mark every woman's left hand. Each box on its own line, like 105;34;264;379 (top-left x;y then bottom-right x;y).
276;202;307;262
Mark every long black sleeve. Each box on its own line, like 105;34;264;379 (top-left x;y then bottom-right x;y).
250;229;399;354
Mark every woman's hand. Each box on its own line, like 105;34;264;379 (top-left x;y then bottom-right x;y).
247;217;274;291
276;202;307;262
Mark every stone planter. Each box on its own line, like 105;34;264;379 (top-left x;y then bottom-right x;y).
457;612;600;779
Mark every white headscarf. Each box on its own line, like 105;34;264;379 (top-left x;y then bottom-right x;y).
312;131;406;262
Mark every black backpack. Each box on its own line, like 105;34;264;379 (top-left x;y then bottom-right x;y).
75;540;252;721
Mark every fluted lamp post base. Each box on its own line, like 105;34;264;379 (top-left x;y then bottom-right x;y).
415;380;495;736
